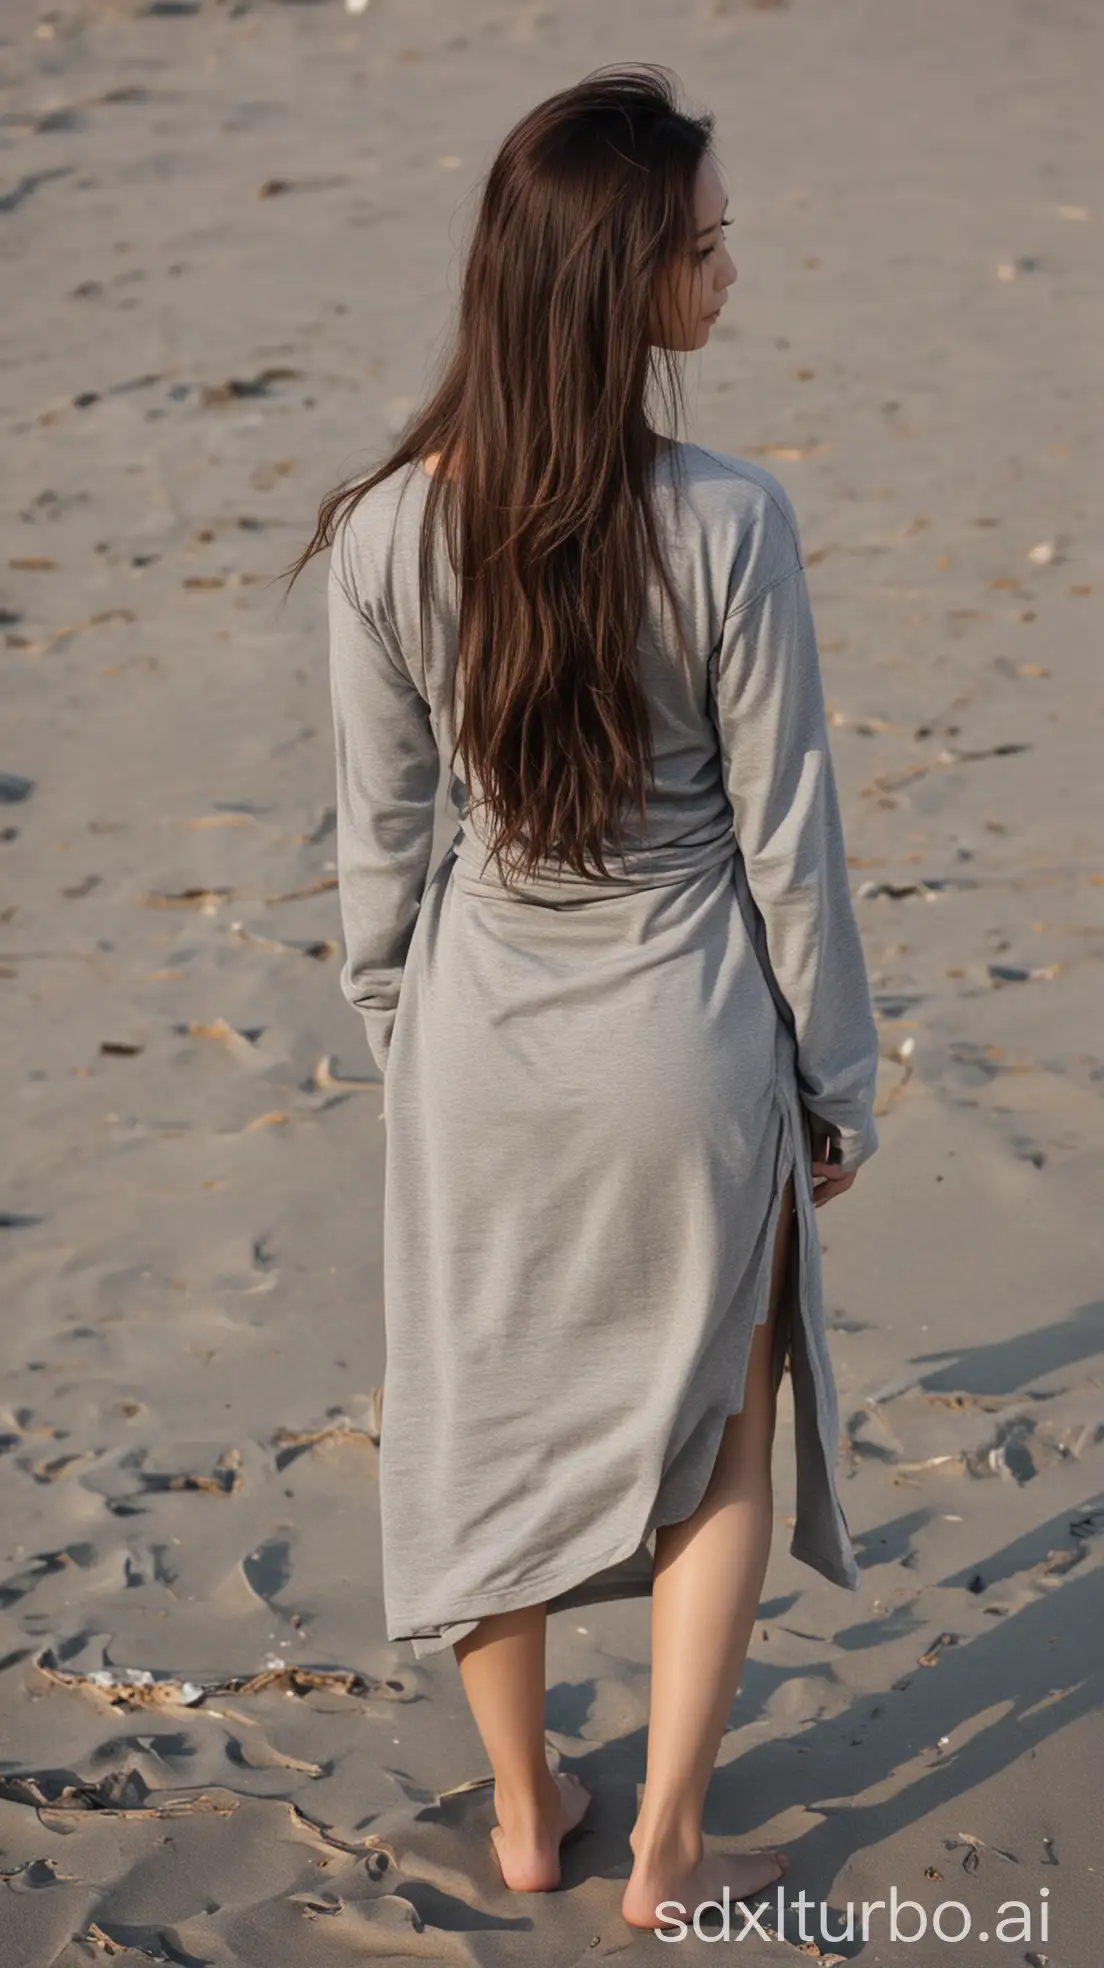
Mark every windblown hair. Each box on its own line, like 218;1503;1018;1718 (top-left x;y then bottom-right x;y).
285;64;715;881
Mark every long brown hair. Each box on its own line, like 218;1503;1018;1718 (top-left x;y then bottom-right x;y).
285;64;714;882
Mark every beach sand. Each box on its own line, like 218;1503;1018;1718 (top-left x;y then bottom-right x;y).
2;0;1102;1959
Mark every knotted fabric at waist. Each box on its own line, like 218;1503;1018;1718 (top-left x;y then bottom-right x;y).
450;818;738;905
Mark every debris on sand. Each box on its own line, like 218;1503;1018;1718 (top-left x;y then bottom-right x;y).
917;1631;963;1667
272;1393;383;1466
231;919;339;959
200;366;300;406
143;885;234;911
34;1649;411;1710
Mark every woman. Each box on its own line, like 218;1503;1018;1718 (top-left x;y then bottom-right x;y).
288;65;880;1933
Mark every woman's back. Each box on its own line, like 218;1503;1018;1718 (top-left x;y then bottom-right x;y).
331;440;812;902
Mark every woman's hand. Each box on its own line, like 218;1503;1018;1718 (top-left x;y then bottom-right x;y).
807;1117;858;1208
810;1157;857;1208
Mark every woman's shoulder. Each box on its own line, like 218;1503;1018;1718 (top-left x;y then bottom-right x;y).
334;461;427;559
665;441;800;540
330;461;430;612
661;442;806;613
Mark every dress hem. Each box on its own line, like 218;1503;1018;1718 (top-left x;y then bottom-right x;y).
387;1519;659;1657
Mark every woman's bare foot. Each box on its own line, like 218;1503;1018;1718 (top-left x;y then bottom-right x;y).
622;1844;789;1931
490;1769;591;1892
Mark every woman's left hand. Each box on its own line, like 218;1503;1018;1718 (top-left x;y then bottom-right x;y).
810;1157;857;1208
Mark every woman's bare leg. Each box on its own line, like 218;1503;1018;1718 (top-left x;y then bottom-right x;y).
453;1603;590;1891
622;1169;797;1929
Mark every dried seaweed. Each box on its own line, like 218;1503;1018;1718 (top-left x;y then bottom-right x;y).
34;1649;411;1710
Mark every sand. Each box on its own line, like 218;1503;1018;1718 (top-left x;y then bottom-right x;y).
2;0;1103;1960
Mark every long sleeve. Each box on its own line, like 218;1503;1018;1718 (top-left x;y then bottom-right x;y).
327;515;440;1079
708;541;880;1175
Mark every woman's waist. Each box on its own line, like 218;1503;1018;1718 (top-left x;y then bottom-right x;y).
450;814;737;904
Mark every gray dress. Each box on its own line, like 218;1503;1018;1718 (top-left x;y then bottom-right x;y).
327;441;880;1659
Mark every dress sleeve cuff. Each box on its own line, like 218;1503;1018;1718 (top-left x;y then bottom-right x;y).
804;1106;879;1175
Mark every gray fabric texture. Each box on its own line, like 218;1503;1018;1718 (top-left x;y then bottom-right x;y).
327;441;880;1656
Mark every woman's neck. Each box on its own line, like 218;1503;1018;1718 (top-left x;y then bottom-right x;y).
422;434;673;482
